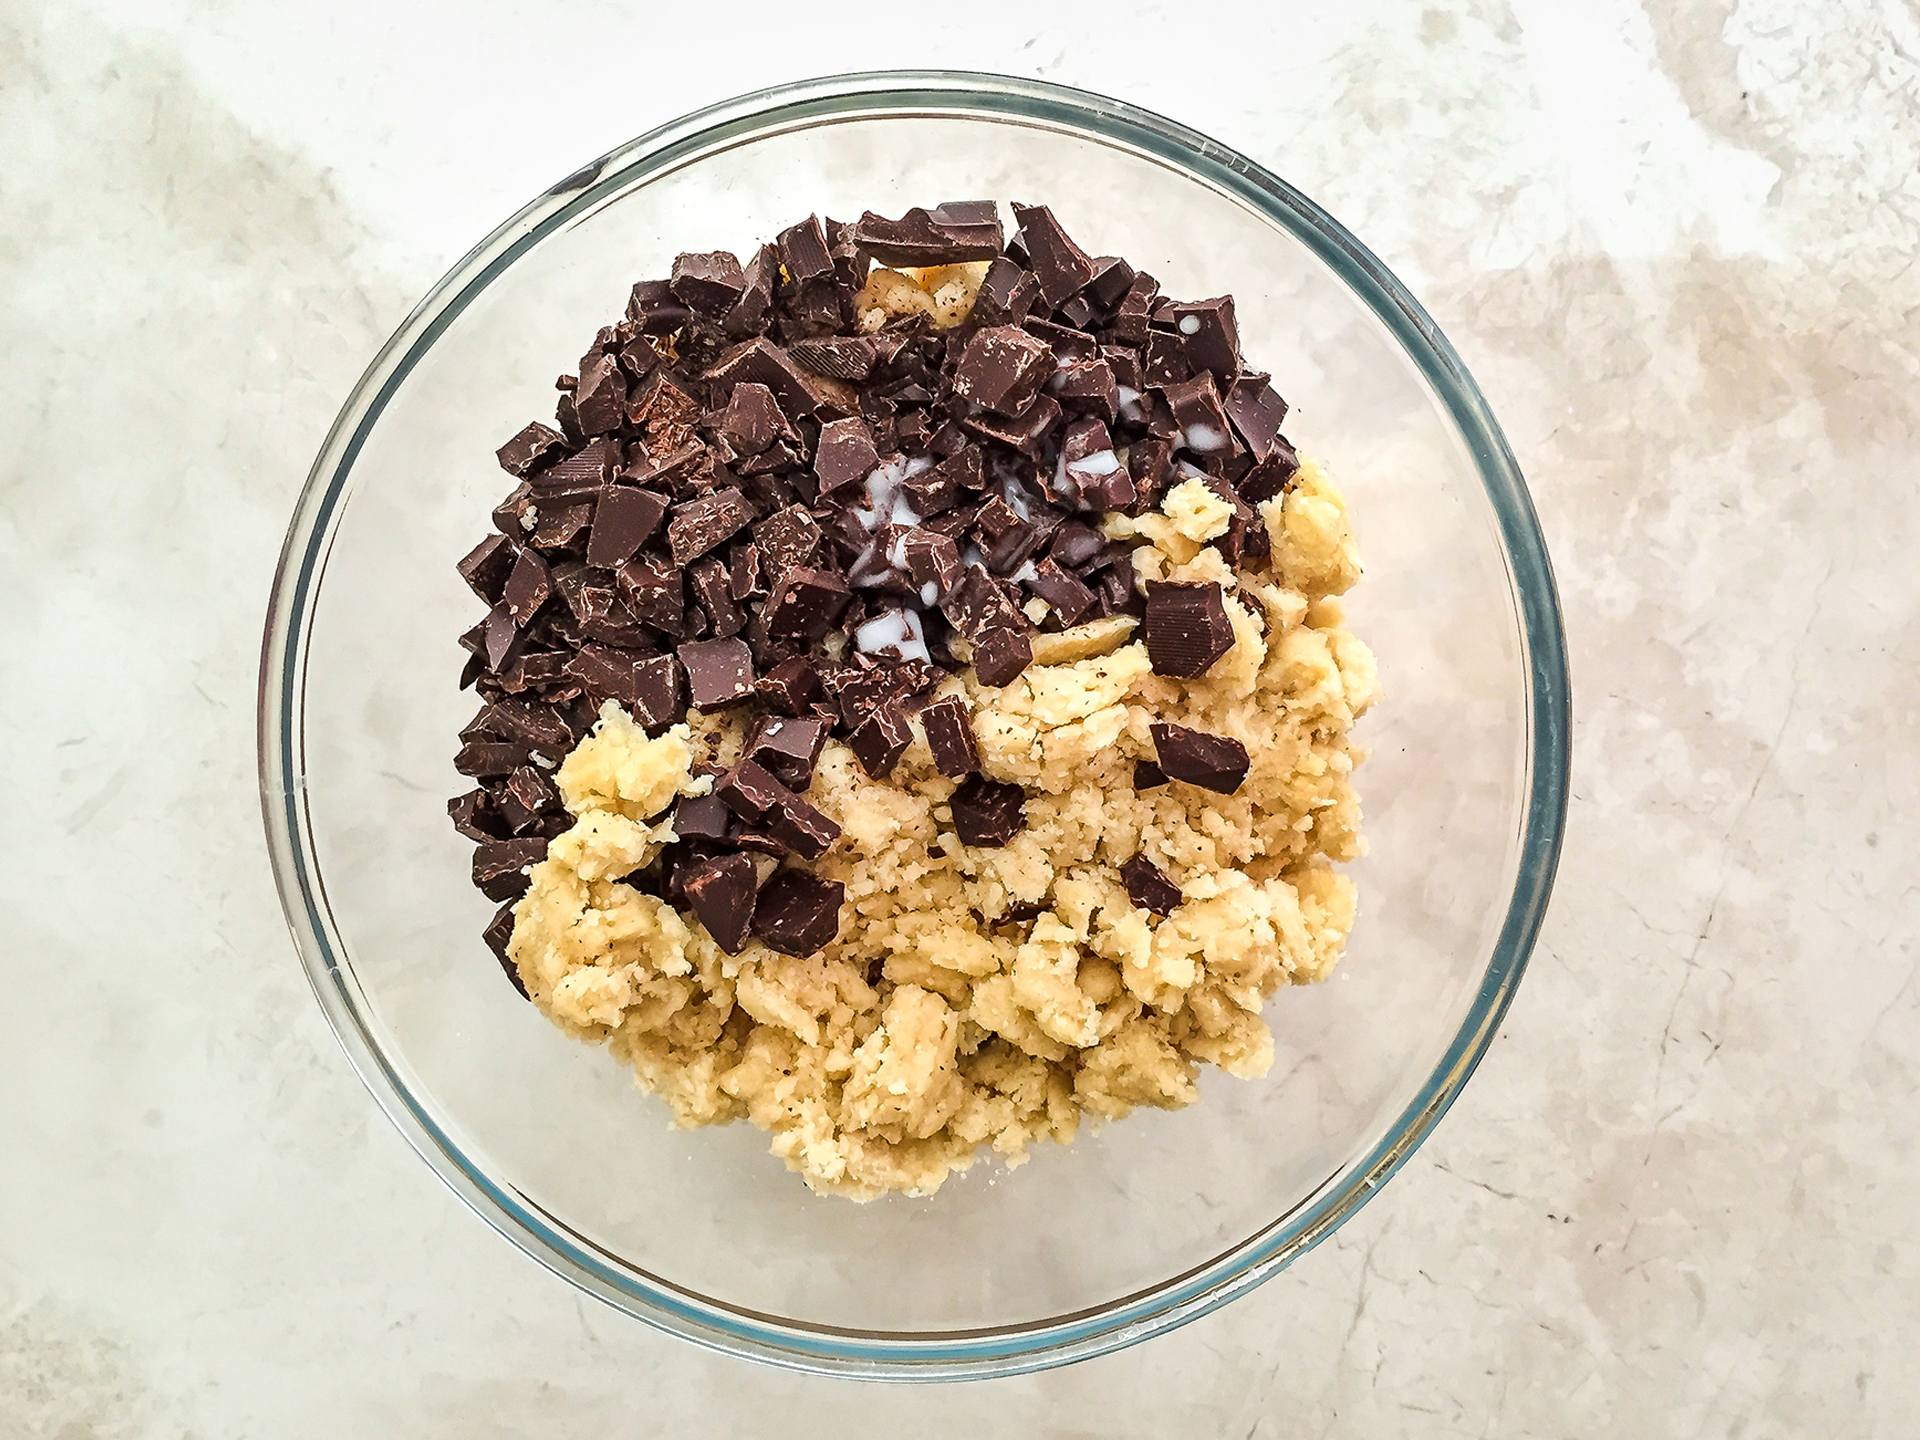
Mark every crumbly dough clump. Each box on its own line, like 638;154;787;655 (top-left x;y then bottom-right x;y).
507;458;1378;1199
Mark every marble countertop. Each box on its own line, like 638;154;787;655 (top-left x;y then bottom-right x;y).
5;1;1917;1434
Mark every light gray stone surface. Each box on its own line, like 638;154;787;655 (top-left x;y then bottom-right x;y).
4;0;1916;1434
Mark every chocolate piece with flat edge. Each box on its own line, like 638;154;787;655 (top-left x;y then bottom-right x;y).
1010;203;1097;306
713;382;792;457
1149;721;1250;794
472;837;550;902
971;258;1040;327
1120;854;1182;915
765;566;853;641
1084;255;1137;310
848;698;913;778
670;794;736;843
680;637;755;708
1223;374;1288;461
502;550;552;626
941;564;1027;638
949;775;1027;847
952;326;1053;417
667;488;756;566
448;789;508;843
626;278;691;333
458;533;517;604
751;870;845;957
613;554;684;630
788;336;877;381
723;244;777;338
852;201;1004;266
755;654;824;715
497;421;567;478
681;853;758;953
1132;759;1167;789
562;645;685;729
813;417;882;495
574;352;627;435
670;251;746;318
1025;559;1098;627
1238;444;1301;504
745;714;829;789
961;392;1061;459
971;627;1033;687
1164;296;1241;379
585;487;668;568
919;695;981;777
689;557;746;637
1142;581;1236;678
1162;374;1236;456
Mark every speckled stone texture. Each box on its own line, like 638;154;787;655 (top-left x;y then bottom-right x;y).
4;1;1916;1435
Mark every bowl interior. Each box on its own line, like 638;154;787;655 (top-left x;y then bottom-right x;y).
290;104;1531;1340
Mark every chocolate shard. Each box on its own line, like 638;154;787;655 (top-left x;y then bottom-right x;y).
754;505;824;581
755;654;825;715
941;563;1027;639
1084;255;1137;310
482;901;528;998
706;337;853;419
1109;271;1161;344
1143;581;1236;678
679;637;755;708
530;500;594;552
614;553;685;631
497;422;567;479
1049;358;1119;421
762;791;841;860
1150;721;1250;794
1163;374;1237;456
458;532;518;604
670;794;736;843
952;325;1053;417
714;381;792;457
1056;294;1096;329
765;566;853;641
584;487;668;569
972;258;1041;327
689;557;746;637
715;759;791;822
729;542;765;601
777;214;835;285
788;335;877;381
455;740;529;777
745;714;829;789
472;836;550;902
681;853;758;953
1120;854;1182;916
848;698;914;779
1132;758;1168;789
1010;203;1097;306
960;392;1061;459
901;528;964;596
562;645;685;730
1142;331;1192;388
667;488;756;566
1165;295;1241;379
949;774;1027;847
1047;521;1106;571
1223;374;1289;462
971;626;1033;687
1127;435;1174;506
920;695;981;777
670;251;747;318
1238;444;1301;504
503;765;562;831
851;200;1004;266
751;870;845;957
532;437;619;494
626;278;691;333
502;549;552;626
448;788;507;843
574;351;628;435
813;416;882;495
1025;558;1098;627
723;243;778;338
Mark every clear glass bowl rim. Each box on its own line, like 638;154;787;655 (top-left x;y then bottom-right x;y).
257;68;1571;1381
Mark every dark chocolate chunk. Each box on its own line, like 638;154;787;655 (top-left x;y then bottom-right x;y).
482;901;528;997
1084;255;1137;310
706;338;851;420
1133;759;1167;789
448;788;507;843
1223;374;1288;461
1120;854;1182;915
1163;374;1236;456
458;533;517;604
901;528;964;596
949;775;1026;847
788;335;877;381
1143;581;1236;678
503;765;562;829
852;200;1003;265
714;382;792;457
492;481;535;538
1056;294;1096;329
1025;558;1098;627
941;564;1026;638
750;870;845;957
455;741;529;777
562;645;685;729
1164;296;1241;379
574;352;627;435
497;422;567;479
972;258;1040;327
1047;521;1106;571
1239;445;1300;504
971;627;1033;687
679;637;755;708
671;794;736;843
1150;721;1250;794
754;505;824;580
1109;271;1160;345
1127;435;1174;504
670;251;746;318
681;853;758;953
920;695;981;777
813;416;882;495
729;542;765;601
765;566;853;641
612;553;683;632
777;215;835;285
848;698;913;779
1050;358;1119;421
1010;203;1096;306
667;488;756;566
961;392;1061;459
530;500;594;552
501;549;552;627
626;278;691;333
953;325;1053;417
755;654;824;715
532;437;619;494
1199;473;1264;565
762;792;840;860
724;243;778;338
1141;331;1192;388
689;556;746;637
585;487;668;569
745;714;828;789
715;759;791;821
472;836;549;902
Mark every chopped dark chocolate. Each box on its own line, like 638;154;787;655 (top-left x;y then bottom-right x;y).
751;870;845;957
789;335;877;381
972;258;1040;327
1120;854;1183;915
1223;374;1288;461
671;793;736;843
1132;758;1167;789
853;200;1003;265
952;326;1053;417
1010;203;1096;306
949;774;1026;847
813;416;882;495
1164;295;1241;379
584;487;668;569
961;392;1061;459
941;563;1026;638
627;278;691;333
563;645;685;729
680;637;755;708
1150;721;1250;794
707;337;850;419
1163;374;1236;456
1239;445;1300;504
532;437;619;493
689;556;746;637
754;505;824;580
970;626;1033;687
502;549;552;626
497;421;567;478
472;836;549;902
670;251;746;318
745;714;829;789
715;759;791;822
762;791;840;860
755;654;824;715
667;488;756;566
919;695;981;777
1025;558;1098;626
482;901;528;997
1084;255;1137;310
848;698;913;778
777;215;835;285
765;566;853;641
574;352;627;435
901;528;963;596
724;244;777;338
458;532;517;604
1142;581;1236;678
714;382;791;456
681;853;757;953
448;788;507;843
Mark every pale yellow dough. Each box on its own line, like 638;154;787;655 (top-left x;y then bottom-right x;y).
506;458;1379;1200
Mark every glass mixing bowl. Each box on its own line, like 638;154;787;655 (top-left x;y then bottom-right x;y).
259;71;1569;1379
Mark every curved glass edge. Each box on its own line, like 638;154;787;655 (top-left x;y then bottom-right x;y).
258;69;1571;1380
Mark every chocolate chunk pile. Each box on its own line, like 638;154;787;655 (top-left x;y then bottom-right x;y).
449;202;1304;983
